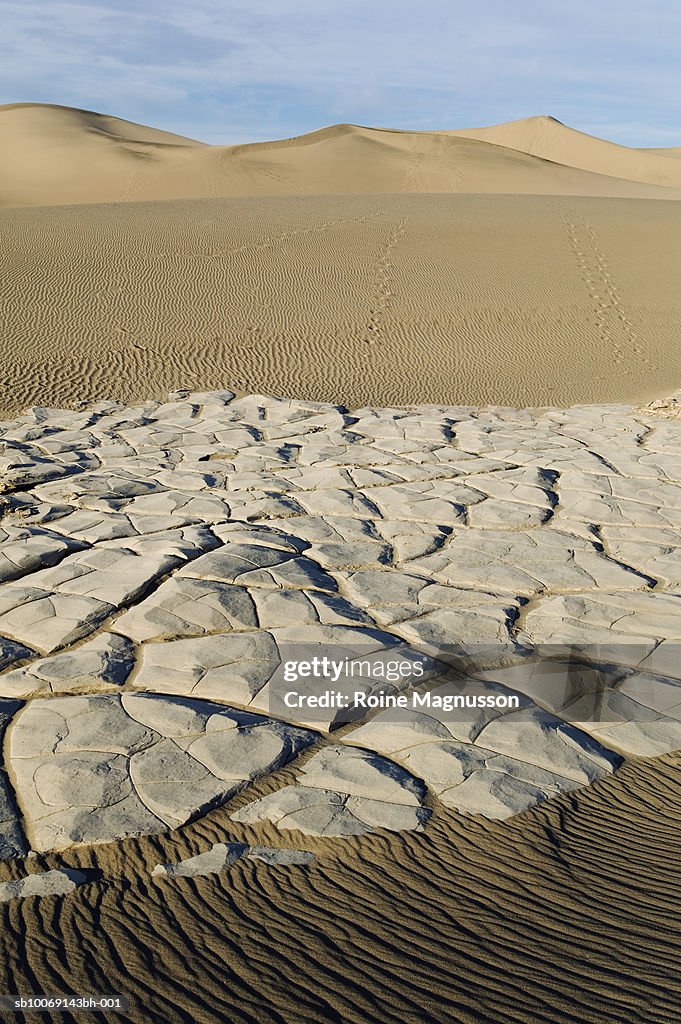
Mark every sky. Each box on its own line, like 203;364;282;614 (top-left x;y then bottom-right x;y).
1;0;680;147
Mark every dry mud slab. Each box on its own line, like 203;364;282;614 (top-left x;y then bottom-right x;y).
0;389;679;1022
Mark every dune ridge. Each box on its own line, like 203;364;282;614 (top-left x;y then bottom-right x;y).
448;114;681;189
2;103;681;208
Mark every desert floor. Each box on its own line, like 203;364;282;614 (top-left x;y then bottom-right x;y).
1;389;680;1024
1;755;679;1024
0;105;680;1024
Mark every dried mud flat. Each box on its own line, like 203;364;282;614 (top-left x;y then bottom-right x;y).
0;389;680;1023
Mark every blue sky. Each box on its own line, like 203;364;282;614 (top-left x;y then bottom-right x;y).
1;0;680;146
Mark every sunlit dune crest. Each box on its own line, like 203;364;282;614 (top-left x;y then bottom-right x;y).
2;102;681;207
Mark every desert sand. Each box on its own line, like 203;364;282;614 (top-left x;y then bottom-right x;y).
1;104;681;415
3;104;681;207
1;106;680;1024
1;755;678;1024
448;114;681;189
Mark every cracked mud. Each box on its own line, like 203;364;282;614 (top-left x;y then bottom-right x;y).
1;388;681;856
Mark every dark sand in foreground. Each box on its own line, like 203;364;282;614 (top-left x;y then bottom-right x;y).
1;753;678;1024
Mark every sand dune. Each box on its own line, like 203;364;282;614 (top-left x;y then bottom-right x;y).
449;114;681;189
1;193;680;415
0;102;199;208
641;147;681;159
2;103;681;208
1;102;680;411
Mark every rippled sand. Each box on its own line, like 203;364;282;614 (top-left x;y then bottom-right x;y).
0;754;678;1024
1;194;680;416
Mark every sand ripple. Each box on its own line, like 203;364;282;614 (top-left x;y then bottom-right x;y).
1;194;680;414
0;754;678;1023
